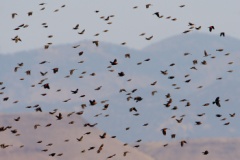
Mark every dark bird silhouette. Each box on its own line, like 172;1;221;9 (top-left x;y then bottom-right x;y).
223;121;230;125
145;35;153;40
134;96;143;102
71;89;78;94
49;153;56;157
153;12;161;18
202;150;209;155
12;35;21;43
123;151;130;156
118;72;125;77
3;97;9;101
176;118;183;123
204;50;210;57
12;13;18;19
146;4;152;8
161;70;168;75
110;59;118;65
28;11;33;16
220;32;225;37
161;128;169;136
52;68;59;73
77;136;83;142
73;24;79;30
129;107;137;112
195;121;202;125
40;72;48;76
107;154;116;159
197;113;205;117
208;26;215;32
125;53;130;58
213;97;221;107
97;144;104;153
230;113;235;117
14;117;20;121
42;83;50;89
35;107;42;112
171;134;176;138
151;81;157;85
89;99;97;106
78;29;85;34
56;113;63;120
95;86;102;90
92;40;99;47
180;140;187;147
99;132;106;139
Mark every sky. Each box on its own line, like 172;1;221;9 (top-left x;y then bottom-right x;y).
1;0;240;54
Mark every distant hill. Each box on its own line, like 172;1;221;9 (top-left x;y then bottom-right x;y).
139;138;240;160
0;113;154;160
0;33;240;143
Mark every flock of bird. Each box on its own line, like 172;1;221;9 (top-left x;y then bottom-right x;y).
0;1;237;159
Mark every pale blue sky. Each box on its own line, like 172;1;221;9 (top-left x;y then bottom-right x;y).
1;0;240;54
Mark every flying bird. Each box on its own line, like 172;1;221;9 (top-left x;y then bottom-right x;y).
213;97;221;107
208;26;215;32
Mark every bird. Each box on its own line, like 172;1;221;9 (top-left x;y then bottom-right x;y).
52;68;59;73
125;53;130;58
195;121;202;125
208;26;215;32
220;32;225;37
12;35;21;43
92;40;99;47
56;113;63;120
77;136;83;142
129;107;137;112
145;4;152;8
71;89;78;94
110;59;118;65
69;69;77;75
27;11;33;16
161;70;168;75
97;144;104;153
151;81;157;85
42;83;50;89
12;13;18;19
89;100;97;106
107;154;116;159
95;86;102;90
230;113;235;117
134;96;143;102
176;118;183;123
78;29;85;34
204;50;210;57
180;140;187;147
40;72;48;76
161;128;169;136
202;150;209;155
123;151;130;156
73;24;79;30
99;132;106;139
213;97;221;107
14;117;20;121
145;35;153;40
153;12;161;18
49;153;56;157
118;72;125;77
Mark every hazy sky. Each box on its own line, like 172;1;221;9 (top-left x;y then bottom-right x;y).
1;0;240;54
